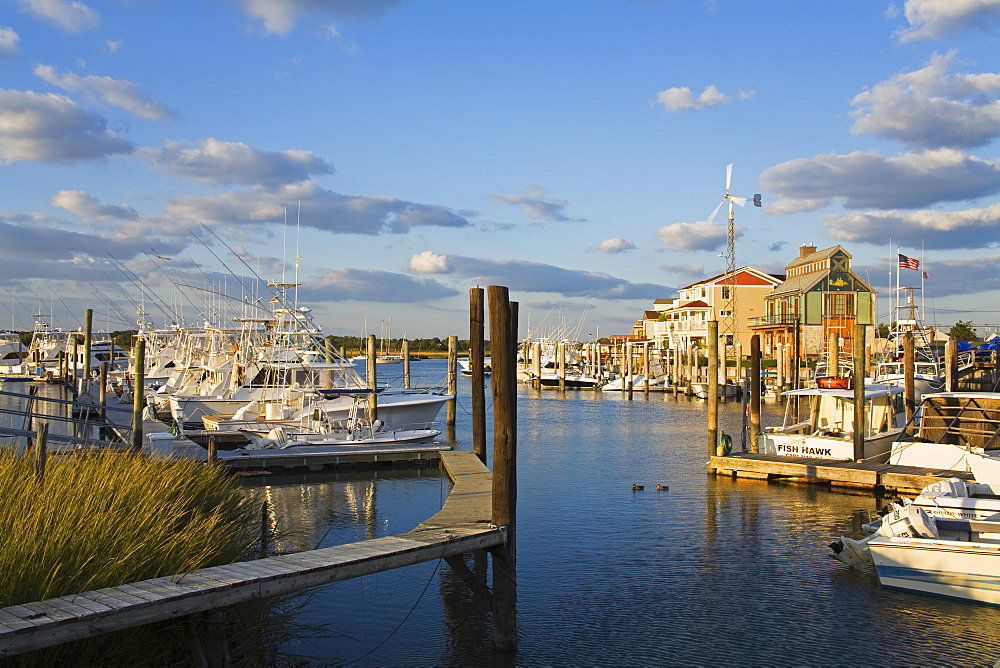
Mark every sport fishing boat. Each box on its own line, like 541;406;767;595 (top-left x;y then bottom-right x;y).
760;382;905;461
872;287;944;401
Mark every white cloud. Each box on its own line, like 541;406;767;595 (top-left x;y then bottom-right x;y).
896;0;1000;42
235;0;403;35
597;238;635;253
759;148;1000;212
488;184;581;222
654;85;731;111
0;26;20;59
19;0;99;33
851;52;1000;149
34;65;179;122
823;203;1000;250
0;89;133;164
408;251;450;274
134;139;332;187
858;254;1000;298
50;190;139;220
655;220;735;252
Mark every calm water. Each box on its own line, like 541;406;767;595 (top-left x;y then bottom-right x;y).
240;359;1000;666
6;364;1000;665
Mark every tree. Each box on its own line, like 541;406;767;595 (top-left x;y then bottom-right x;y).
949;320;977;341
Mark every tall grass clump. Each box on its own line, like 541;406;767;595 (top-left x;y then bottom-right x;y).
0;451;266;665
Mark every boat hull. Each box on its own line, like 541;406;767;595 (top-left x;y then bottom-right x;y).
869;537;1000;606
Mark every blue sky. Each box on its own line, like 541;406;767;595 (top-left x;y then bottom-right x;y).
2;0;1000;339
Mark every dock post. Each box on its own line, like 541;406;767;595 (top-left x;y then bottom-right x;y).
130;338;145;453
68;335;78;389
793;315;802;420
207;432;217;463
625;342;633;399
707;319;719;469
83;308;92;393
488;285;517;651
903;332;916;426
749;335;761;453
828;331;840;377
557;342;566;390
532;341;542;388
367;334;377;421
853;323;867;460
643;342;650;397
945;336;957;391
470;288;487;463
98;361;108;423
447;335;457;426
401;339;410;389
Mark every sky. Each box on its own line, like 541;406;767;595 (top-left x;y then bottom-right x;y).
2;0;1000;340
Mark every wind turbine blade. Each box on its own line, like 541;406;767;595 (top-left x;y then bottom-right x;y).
725;163;733;192
707;200;725;223
731;196;747;207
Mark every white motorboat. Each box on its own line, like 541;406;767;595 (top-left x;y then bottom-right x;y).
829;477;1000;605
600;374;671;392
872;286;944;401
887;392;1000;472
689;381;738;399
760;383;905;461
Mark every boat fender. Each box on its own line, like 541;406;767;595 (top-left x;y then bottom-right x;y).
716;433;733;457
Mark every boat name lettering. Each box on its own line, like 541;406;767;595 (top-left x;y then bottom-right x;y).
776;443;834;457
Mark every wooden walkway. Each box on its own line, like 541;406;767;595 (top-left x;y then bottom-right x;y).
711;452;973;493
0;450;503;657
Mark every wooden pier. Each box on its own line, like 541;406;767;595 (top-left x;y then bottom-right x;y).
0;450;503;657
710;452;973;494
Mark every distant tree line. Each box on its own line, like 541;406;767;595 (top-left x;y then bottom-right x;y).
326;336;474;356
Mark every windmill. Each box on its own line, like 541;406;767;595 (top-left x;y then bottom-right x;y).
705;163;761;382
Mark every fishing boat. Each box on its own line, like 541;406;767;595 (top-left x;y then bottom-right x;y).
872;286;944;400
760;382;905;461
829;476;1000;605
458;357;492;376
887;392;1000;472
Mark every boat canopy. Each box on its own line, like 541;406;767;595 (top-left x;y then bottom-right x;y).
781;384;903;400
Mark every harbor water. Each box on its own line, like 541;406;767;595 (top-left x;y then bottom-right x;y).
242;359;1000;666
5;361;1000;665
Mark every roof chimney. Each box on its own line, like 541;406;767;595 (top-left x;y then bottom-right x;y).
799;244;817;258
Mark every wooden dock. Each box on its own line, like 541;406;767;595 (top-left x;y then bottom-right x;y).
710;452;973;494
0;450;503;657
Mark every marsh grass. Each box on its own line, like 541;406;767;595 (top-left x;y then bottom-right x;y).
0;451;289;666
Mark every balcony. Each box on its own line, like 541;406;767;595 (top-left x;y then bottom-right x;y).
748;314;798;327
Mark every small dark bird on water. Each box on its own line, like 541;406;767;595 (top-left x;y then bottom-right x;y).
632;484;644;491
656;484;669;491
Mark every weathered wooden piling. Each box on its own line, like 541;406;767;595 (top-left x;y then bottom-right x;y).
470;288;487;463
130;338;145;453
98;361;108;422
853;323;866;461
707;319;719;468
904;332;916;425
367;334;377;420
945;336;958;391
82;308;93;392
447;335;457;426
402;340;411;389
749;335;761;453
34;422;48;486
487;285;517;651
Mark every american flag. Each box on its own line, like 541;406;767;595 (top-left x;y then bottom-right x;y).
898;253;920;270
922;271;930;279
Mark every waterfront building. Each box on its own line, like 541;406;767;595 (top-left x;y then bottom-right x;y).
643;267;783;353
749;244;876;360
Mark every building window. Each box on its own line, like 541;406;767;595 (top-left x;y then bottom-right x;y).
722;286;731;299
824;293;855;316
